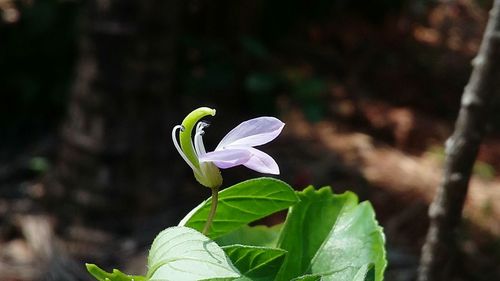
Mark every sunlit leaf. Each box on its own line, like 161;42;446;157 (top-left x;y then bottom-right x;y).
311;202;385;281
181;177;299;239
275;186;386;281
86;264;145;281
275;186;357;280
290;275;321;281
147;226;240;281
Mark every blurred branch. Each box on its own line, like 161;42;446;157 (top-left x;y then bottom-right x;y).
418;1;500;280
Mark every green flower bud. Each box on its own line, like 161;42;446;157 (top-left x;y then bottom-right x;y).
172;107;222;188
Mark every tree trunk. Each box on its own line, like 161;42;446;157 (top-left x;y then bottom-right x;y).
50;0;182;218
418;1;500;280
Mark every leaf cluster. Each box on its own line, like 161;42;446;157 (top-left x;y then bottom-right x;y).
87;178;386;281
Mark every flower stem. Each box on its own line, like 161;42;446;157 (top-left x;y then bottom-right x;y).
203;186;219;235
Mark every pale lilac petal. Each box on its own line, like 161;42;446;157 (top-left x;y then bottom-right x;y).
199;148;252;169
241;147;280;175
216;117;285;150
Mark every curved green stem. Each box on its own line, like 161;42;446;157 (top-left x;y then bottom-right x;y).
203;186;219;235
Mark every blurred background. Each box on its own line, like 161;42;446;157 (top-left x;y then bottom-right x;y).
1;0;500;280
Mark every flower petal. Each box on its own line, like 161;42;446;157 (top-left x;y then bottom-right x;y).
241;147;280;175
216;117;285;149
199;148;252;169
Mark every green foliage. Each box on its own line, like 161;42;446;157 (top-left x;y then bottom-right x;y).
223;245;287;281
473;161;496;180
310;199;385;280
87;178;386;281
29;156;50;173
216;225;282;247
290;275;321;281
86;264;145;281
275;186;386;281
275;186;358;280
181;178;299;239
147;226;241;281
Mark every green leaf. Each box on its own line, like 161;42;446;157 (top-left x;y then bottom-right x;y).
275;186;386;281
290;275;322;281
29;156;50;173
147;226;241;281
201;276;253;281
311;263;375;281
222;245;287;281
275;186;358;281
216;224;282;247
85;264;145;281
355;264;375;281
181;177;299;239
310;202;386;281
